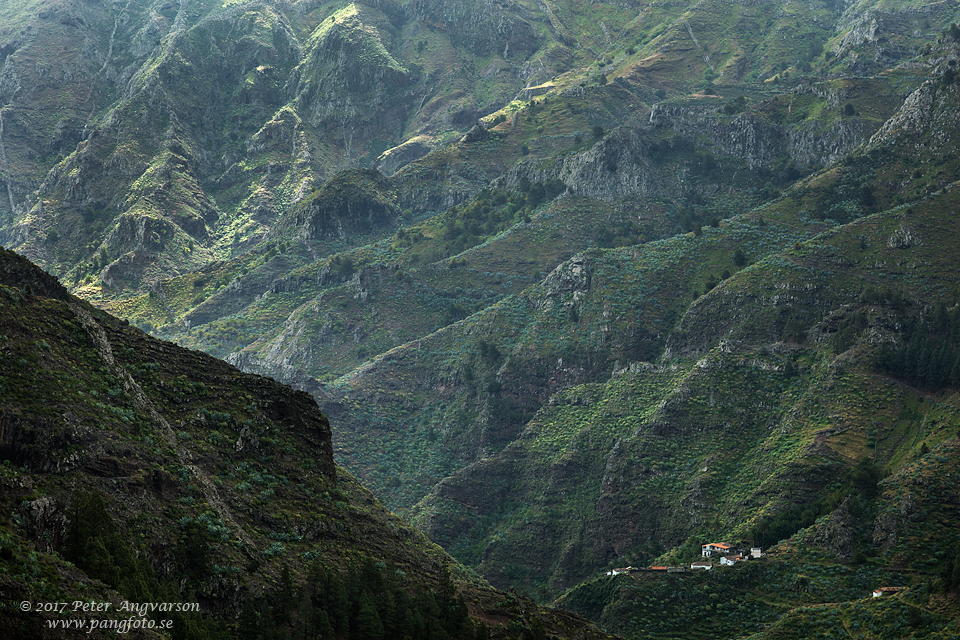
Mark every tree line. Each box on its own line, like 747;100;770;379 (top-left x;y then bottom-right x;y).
873;301;960;389
62;489;487;640
239;559;479;640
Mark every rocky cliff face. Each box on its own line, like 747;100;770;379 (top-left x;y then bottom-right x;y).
489;75;905;210
646;87;881;172
291;3;413;150
412;0;540;57
831;0;959;76
272;168;400;241
868;51;960;151
374;134;435;175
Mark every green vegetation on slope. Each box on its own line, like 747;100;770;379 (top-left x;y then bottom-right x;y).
0;247;613;640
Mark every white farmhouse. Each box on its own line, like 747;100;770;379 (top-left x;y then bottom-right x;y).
701;543;732;557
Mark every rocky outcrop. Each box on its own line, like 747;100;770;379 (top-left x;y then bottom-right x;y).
538;253;592;314
833;2;959;76
273;168;400;241
0;246;72;301
491;93;874;207
868;56;960;152
374;135;435;175
493;127;659;202
813;497;859;562
649;95;872;171
292;3;414;147
225;350;326;398
649;104;784;170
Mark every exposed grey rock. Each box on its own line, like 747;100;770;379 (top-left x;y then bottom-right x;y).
887;223;923;249
375;136;434;175
813;496;858;563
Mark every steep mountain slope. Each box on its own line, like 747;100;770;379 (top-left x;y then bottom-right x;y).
76;0;960;587
410;182;960;592
5;0;960;637
390;31;960;588
90;0;949;381
108;63;916;382
0;0;689;295
386;35;960;636
195;27;955;517
0;247;614;639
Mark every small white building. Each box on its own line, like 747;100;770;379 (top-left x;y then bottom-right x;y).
720;554;744;566
691;561;713;571
751;547;763;559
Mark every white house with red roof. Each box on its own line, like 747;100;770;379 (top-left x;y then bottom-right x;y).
701;543;732;557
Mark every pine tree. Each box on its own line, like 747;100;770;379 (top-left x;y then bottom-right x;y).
291;593;314;640
178;520;210;582
904;330;922;380
276;564;295;621
65;489;114;563
935;302;950;333
950;353;960;386
530;615;547;640
936;342;953;385
399;606;422;640
83;536;120;588
378;588;397;636
354;590;385;640
950;553;960;592
314;610;335;640
237;602;260;640
331;576;351;636
919;340;934;385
